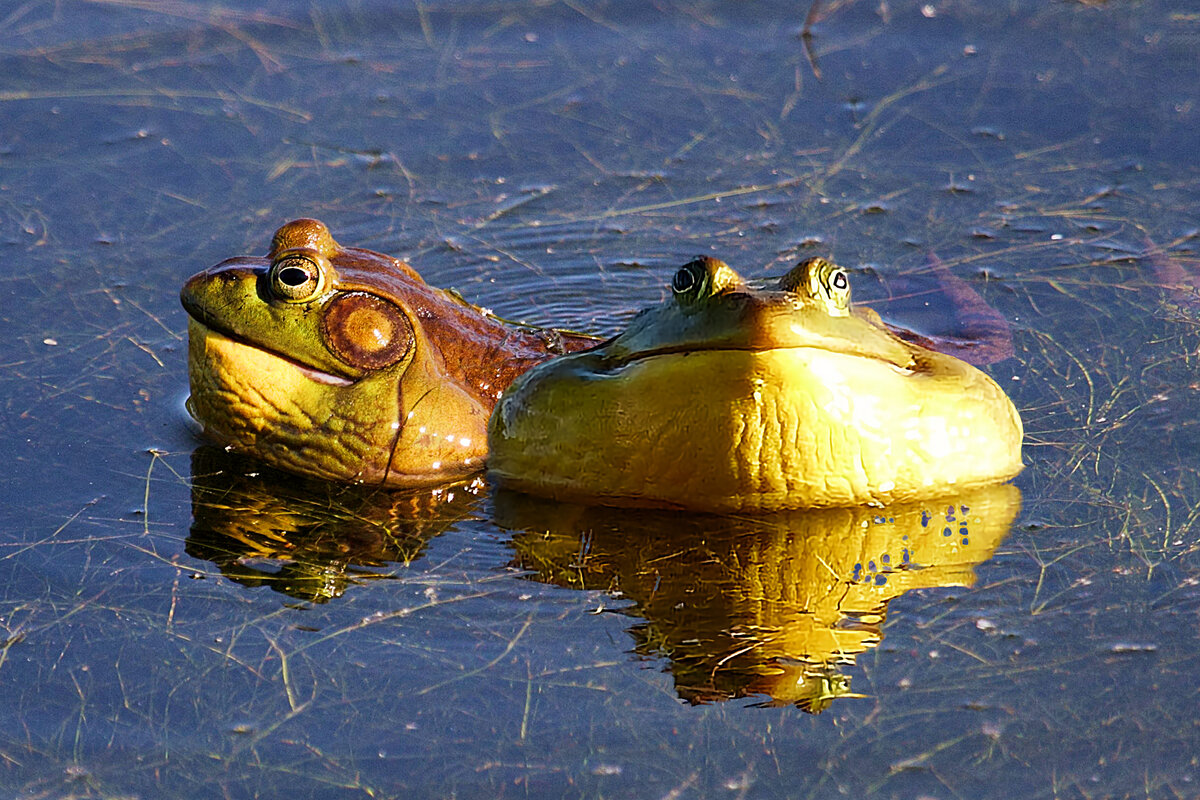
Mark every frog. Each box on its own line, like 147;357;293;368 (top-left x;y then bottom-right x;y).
487;256;1024;512
181;218;595;486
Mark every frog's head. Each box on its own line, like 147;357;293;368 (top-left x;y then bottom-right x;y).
181;219;492;485
596;255;911;369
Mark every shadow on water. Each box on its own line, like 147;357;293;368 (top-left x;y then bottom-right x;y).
497;484;1020;711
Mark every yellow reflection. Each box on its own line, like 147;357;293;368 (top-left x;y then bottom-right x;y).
186;447;481;602
498;483;1020;711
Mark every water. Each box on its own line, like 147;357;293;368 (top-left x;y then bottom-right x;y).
1;1;1199;797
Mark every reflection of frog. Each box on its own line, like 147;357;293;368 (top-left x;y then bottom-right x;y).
181;219;594;487
489;256;1024;511
185;446;481;603
500;483;1019;710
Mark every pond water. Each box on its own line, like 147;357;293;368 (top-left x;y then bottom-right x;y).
2;0;1199;797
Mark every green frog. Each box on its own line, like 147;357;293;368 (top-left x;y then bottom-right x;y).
181;218;594;485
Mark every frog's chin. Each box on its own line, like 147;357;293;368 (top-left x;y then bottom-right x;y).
185;317;353;387
185;318;389;484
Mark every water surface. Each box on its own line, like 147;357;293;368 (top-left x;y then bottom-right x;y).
2;1;1198;797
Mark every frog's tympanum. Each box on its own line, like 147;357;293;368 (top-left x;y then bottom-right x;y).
501;483;1019;710
489;257;1023;511
181;219;594;485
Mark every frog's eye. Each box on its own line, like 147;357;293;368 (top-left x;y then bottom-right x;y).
672;262;703;295
671;257;740;304
781;257;851;315
269;253;325;302
825;266;851;306
321;292;413;370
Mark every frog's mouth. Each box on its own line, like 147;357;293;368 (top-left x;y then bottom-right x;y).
185;316;353;388
596;303;918;371
603;340;916;374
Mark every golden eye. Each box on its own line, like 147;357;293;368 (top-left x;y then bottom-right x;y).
321;292;413;370
269;254;323;302
780;258;851;314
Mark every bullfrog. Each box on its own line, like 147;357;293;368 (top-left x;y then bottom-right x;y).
181;218;594;485
488;256;1024;511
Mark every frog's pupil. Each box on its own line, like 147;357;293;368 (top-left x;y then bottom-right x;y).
279;266;310;287
832;271;848;290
